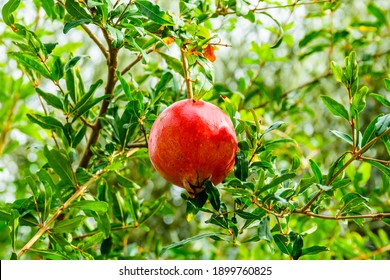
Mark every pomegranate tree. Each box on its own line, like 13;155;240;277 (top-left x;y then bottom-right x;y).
148;99;238;197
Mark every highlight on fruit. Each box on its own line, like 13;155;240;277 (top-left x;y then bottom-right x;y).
148;99;238;197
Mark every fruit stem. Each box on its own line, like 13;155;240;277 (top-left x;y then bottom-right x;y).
180;47;194;100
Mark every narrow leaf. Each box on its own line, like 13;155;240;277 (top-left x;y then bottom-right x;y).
362;114;383;146
70;200;109;213
65;0;92;19
27;113;63;130
301;246;328;256
135;1;174;25
1;0;21;25
79;232;105;250
52;216;86;233
36;88;63;110
309;159;323;184
106;25;124;48
43;147;76;187
258;218;272;243
273;234;291;256
9;52;52;79
160;233;222;256
371;93;390;109
260;172;296;193
366;160;390;180
374;114;390;136
330;130;353;145
331;61;343;82
204;180;220;212
320;96;349;121
63;19;91;34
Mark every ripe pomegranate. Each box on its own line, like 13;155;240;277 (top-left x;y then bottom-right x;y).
148;99;238;197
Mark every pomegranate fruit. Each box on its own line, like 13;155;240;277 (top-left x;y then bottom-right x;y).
148;99;238;197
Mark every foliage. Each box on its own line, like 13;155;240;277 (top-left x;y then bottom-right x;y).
0;0;390;260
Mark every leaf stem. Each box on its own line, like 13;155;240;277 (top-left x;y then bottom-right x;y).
180;47;194;100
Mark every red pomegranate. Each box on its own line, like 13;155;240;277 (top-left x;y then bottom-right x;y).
148;99;238;197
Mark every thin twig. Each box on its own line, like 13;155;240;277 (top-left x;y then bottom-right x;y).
81;24;109;60
121;48;155;76
180;47;194;100
114;0;134;27
352;244;390;260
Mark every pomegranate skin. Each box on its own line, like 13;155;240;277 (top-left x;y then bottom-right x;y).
148;99;238;197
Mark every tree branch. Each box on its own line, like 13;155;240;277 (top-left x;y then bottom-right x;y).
17;170;106;258
296;127;390;213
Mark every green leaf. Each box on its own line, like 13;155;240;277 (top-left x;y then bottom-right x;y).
70;200;109;213
301;246;328;256
51;56;64;81
367;3;387;24
106;25;124;48
41;0;56;19
42;179;52;221
366;160;390;180
385;78;390;91
262;121;285;136
235;209;263;220
331;61;343;82
125;188;140;222
8;209;19;252
205;180;220;212
260;172;296;193
65;0;92;19
371;93;390;109
135;1;174;25
27;113;63;130
330;130;353;145
115;172;141;189
43;147;76;187
79;232;105;250
351;86;368;114
185;190;208;222
36;88;63;110
374;114;390;136
340;193;369;214
160;233;222;256
273;234;291;256
9;52;52;79
258;217;272;243
73;79;103;112
64;56;84;72
74;95;110;119
159;53;184;76
362;114;383;146
321;96;349;121
28;248;70;260
327;152;348;181
260;12;284;49
234;151;249;181
52;216;86;233
2;0;21;25
63;18;91;34
309;159;323;184
291;234;303;260
139;196;166;224
116;71;131;101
